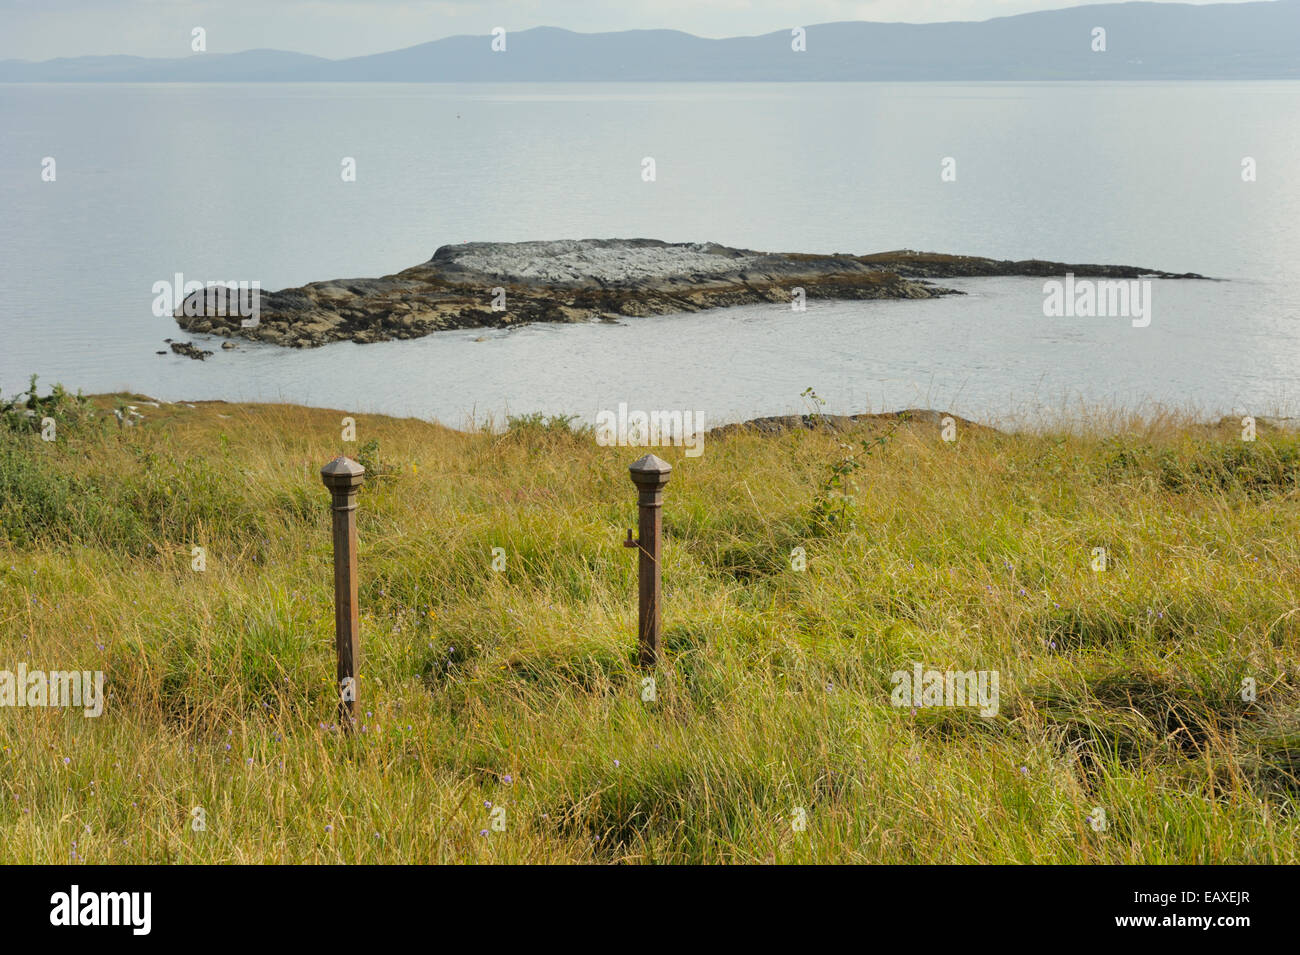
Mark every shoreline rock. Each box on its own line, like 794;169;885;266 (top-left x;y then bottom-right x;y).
169;341;213;361
708;408;999;438
175;239;1208;349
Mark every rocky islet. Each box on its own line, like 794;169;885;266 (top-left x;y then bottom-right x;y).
173;238;1206;349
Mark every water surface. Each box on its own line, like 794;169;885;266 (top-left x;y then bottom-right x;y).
1;81;1297;425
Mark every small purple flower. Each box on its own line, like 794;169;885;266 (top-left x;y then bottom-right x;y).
479;829;489;837
325;824;333;833
502;775;513;784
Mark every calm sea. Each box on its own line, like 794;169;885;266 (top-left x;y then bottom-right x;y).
1;81;1298;427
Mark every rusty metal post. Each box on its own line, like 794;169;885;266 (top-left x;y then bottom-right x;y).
624;454;672;668
321;456;365;729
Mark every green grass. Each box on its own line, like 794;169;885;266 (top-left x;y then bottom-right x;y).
0;390;1297;863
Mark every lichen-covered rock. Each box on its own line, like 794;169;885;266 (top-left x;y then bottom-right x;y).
175;239;1206;348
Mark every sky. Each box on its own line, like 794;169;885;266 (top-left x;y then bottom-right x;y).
0;0;1269;62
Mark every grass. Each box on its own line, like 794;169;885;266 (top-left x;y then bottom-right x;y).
0;384;1298;863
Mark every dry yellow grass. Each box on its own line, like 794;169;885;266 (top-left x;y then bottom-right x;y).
0;391;1297;862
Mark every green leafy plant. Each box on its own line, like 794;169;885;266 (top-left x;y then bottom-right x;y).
802;387;908;532
1;374;91;433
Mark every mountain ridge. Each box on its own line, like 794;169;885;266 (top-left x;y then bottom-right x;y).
4;2;1299;82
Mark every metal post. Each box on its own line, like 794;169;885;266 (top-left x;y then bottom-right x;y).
624;454;671;668
321;456;365;729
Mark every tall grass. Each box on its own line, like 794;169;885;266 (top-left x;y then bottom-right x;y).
0;391;1297;863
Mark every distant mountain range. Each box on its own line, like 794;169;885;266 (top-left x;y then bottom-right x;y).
3;1;1298;82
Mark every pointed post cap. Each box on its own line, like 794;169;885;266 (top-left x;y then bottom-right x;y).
629;453;672;490
321;455;366;492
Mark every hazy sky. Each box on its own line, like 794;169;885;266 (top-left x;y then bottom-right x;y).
0;0;1268;61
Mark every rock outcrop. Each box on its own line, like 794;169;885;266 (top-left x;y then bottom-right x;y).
708;408;999;438
169;341;213;360
175;239;1207;348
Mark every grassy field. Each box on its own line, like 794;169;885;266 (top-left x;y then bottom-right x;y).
1;383;1298;864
